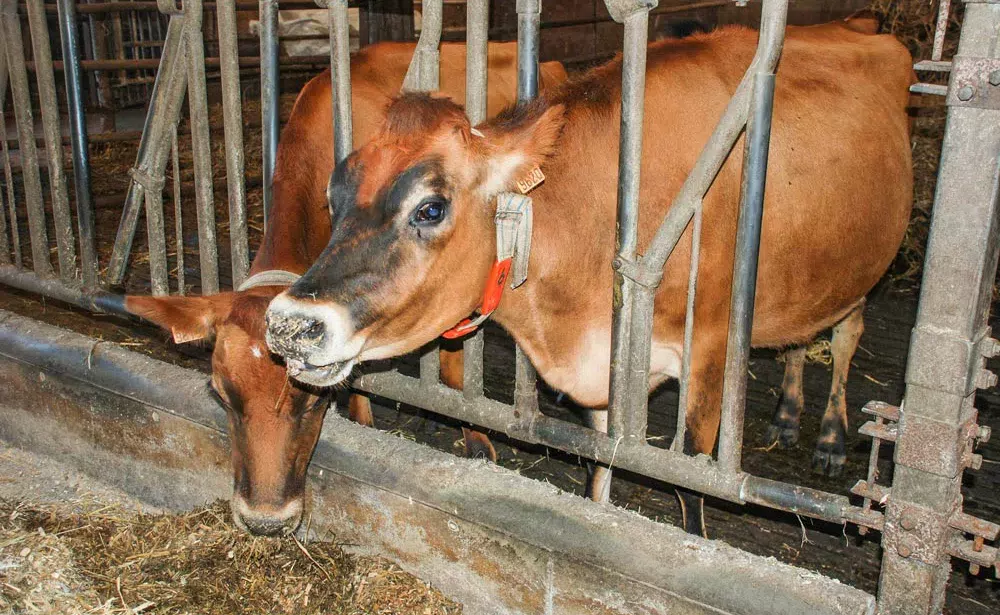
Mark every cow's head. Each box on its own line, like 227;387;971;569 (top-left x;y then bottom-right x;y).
265;94;564;386
126;289;331;535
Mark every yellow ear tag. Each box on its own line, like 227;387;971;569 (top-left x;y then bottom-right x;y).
515;166;545;195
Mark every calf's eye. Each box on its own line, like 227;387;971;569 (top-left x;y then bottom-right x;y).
412;198;448;225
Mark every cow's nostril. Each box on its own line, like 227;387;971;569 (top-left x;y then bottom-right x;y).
303;319;324;339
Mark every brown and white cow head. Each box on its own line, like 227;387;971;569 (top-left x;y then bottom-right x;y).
126;289;331;535
265;94;564;387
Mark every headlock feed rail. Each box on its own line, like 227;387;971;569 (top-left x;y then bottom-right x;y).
0;1;998;613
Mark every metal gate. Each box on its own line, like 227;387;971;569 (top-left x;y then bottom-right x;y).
0;1;998;613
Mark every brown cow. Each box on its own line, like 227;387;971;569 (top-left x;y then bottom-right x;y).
125;41;568;536
264;20;913;536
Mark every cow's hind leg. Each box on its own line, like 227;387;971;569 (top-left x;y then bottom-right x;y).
813;301;865;476
765;346;806;448
440;345;498;462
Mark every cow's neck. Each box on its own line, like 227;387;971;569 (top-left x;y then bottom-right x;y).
490;136;623;407
250;178;333;278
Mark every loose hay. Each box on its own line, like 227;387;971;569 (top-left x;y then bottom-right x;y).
0;500;461;615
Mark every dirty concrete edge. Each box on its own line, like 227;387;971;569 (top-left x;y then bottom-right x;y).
0;309;876;615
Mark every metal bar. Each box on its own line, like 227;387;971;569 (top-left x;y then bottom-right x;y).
327;0;354;163
877;3;1000;612
402;0;440;92
144;181;169;295
1;0;51;276
608;5;651;448
513;345;539;426
183;0;219;295
459;0;489;401
24;55;334;72
171;127;184;295
25;1;330;14
516;0;540;103
56;0;99;288
465;0;488;124
216;0;249;288
0;43;14;266
0;266;126;314
28;0;76;283
419;343;440;388
106;15;187;286
259;0;279;228
672;202;702;452
717;71;777;474
352;368;884;533
932;0;951;62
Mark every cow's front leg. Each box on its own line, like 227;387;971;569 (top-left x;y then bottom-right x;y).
440;344;498;462
813;301;865;476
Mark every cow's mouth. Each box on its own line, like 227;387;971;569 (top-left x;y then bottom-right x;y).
285;356;356;387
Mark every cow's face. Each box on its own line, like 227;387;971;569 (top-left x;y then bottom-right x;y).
265;94;564;387
126;291;330;536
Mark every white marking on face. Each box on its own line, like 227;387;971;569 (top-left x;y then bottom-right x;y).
480;152;526;198
250;344;264;359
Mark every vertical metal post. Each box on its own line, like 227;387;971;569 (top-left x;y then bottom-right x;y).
402;0;440;92
216;0;249;288
106;14;187;286
171;127;184;295
717;72;775;473
717;0;785;474
259;0;279;228
463;0;489;400
0;39;15;266
1;0;51;276
932;0;951;62
55;0;98;288
28;0;76;283
671;204;702;452
516;0;540;104
144;180;169;295
183;0;219;295
607;4;651;444
878;3;1000;612
327;0;354;163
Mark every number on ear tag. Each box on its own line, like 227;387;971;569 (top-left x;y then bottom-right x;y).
515;166;545;194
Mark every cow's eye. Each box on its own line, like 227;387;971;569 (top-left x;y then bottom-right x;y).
412;197;448;225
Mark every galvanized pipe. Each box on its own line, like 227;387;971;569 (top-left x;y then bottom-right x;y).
0;46;16;266
608;6;651;445
932;0;951;62
55;0;99;288
353;368;884;532
0;265;126;315
402;0;440;92
28;0;76;283
171;127;184;294
1;0;51;276
216;0;249;288
143;182;170;295
419;342;440;388
717;71;776;474
183;0;220;295
465;0;489;125
516;0;540;103
672;202;702;452
106;15;187;286
259;0;279;227
327;0;353;163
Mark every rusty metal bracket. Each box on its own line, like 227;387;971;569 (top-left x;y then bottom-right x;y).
946;56;1000;109
603;0;658;23
897;412;978;477
612;255;663;289
884;502;953;566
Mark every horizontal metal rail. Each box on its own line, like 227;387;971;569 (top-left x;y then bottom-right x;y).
352;369;884;531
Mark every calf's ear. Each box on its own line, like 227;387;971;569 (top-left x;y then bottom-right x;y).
125;293;235;344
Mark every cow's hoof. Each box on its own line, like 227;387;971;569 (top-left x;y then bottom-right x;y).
812;449;846;476
764;424;799;448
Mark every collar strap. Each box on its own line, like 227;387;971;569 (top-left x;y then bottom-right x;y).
237;269;302;291
443;191;533;339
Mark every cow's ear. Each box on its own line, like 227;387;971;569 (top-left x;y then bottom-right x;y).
125;293;235;344
476;103;565;197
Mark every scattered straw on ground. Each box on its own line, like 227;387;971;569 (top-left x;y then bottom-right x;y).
0;500;461;615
